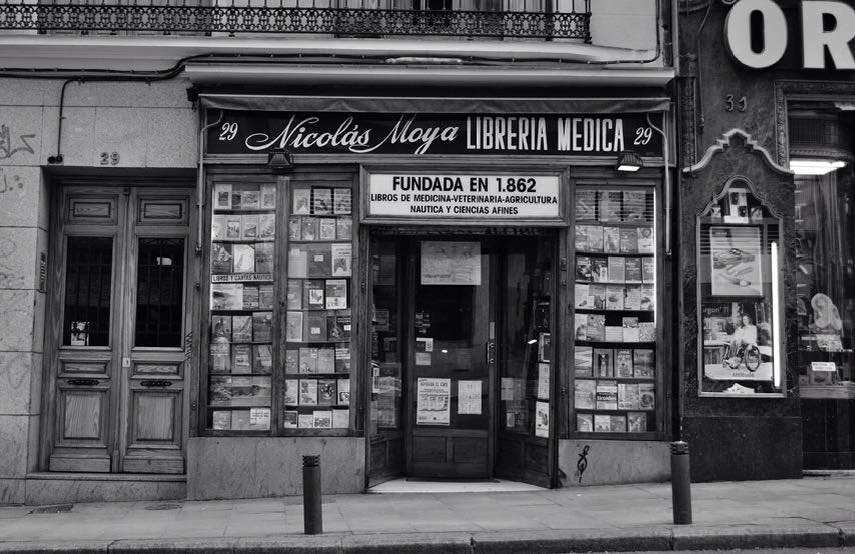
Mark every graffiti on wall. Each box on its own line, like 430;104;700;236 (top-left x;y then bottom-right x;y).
0;124;35;160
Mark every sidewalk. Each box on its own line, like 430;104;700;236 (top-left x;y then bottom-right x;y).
1;474;855;552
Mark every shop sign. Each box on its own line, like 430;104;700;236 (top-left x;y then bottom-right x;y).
208;112;661;157
367;173;561;219
724;0;855;70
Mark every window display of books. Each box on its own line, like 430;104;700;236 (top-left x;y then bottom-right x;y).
573;188;657;434
284;185;353;430
208;182;276;432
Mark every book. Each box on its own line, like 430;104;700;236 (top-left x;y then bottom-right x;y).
258;284;274;310
641;257;655;282
255;242;274;274
538;333;551;363
574;346;593;377
575;256;592;281
638;226;654;253
332;409;350;429
639;383;655;409
226;215;241;240
603;226;621;253
623;191;647;221
285;349;300;373
304;312;327;342
599;191;622;222
586;314;605;341
624;285;642;310
241;214;258;240
232;244;255;273
317;348;335;373
232;315;253;342
211;315;232;341
607;257;625;283
212;410;231;430
337;378;350;405
574;224;589;250
301;216;319;241
253;344;272;373
230;190;243;210
586;225;604;252
606;285;624;310
286;280;302;310
327;315;351;341
627;412;647;432
208;376;232;405
638;322;656;342
594;348;613;377
288;217;301;240
574;313;588;341
576;190;596;220
231;410;251;430
242;285;259;310
334;346;351;372
624;257;642;283
307;243;331;277
574;283;591;308
317;379;336;406
211;283;243;310
618;383;639;410
574;379;596;409
260;184;276;209
304;280;325;309
292;188;311;214
594;414;611;432
252;312;272;342
610;415;627;432
211;243;232;274
286;311;303;342
336;217;352;240
313;410;333;429
640;284;655;310
299;347;318;373
252;377;271;403
633;349;655;377
212;215;227;240
231;344;252;374
288;245;308;278
319;218;337;241
333;188;352;215
591;257;608;282
605;326;623;342
596;380;618;409
214;184;232;210
615;348;634;377
622;317;640;342
283;410;298;429
230;376;253;406
577;413;593;432
241;190;260;210
590;284;607;309
331;243;352;277
298;413;314;428
619;228;638;253
312;187;333;215
325;279;348;309
299;379;318;405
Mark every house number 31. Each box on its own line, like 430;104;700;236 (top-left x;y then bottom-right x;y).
725;95;747;112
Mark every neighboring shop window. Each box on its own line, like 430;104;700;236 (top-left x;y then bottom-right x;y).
572;187;658;433
790;114;855;398
369;238;402;434
207;183;276;432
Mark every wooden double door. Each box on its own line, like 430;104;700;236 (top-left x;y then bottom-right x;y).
44;185;195;474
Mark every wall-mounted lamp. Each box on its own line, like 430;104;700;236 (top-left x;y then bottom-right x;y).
616;151;643;172
789;158;846;176
267;148;294;174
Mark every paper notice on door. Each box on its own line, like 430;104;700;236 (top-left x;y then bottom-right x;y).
416;378;450;425
535;401;549;438
420;241;481;285
416;337;434;352
415;352;432;366
458;380;482;415
537;363;550;400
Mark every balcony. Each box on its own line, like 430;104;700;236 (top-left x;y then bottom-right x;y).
0;0;590;40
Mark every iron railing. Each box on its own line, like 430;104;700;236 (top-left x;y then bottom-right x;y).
0;0;590;40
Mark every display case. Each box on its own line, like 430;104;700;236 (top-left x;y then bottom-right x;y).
572;186;658;434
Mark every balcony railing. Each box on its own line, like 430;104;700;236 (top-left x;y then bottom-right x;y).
0;0;590;40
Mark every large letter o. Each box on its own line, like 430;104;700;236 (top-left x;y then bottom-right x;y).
725;0;788;69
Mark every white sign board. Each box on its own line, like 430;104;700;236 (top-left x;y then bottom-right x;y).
368;174;561;219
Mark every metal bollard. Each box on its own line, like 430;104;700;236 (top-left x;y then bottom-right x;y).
670;441;692;524
302;454;323;534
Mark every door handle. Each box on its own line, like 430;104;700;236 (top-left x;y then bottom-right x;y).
140;380;174;388
68;378;99;386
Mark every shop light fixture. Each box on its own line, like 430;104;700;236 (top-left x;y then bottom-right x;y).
616;151;643;172
267;148;294;173
789;158;846;175
771;241;781;389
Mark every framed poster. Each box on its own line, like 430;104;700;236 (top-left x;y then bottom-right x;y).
709;226;763;297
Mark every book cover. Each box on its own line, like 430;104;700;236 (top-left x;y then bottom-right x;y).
312;187;333;215
307;243;332;278
211;283;243;311
231;410;251;430
212;215;227;240
596;380;618;410
232;315;253;342
638;226;654;253
603;226;621;253
633;349;655;377
253;344;272;373
252;311;272;342
619;228;638;253
639;383;655;409
299;379;318;405
319;218;337;241
538;333;551;363
241;214;258;240
599;191;622;222
641;257;655;282
610;415;627;433
591;257;609;283
577;413;593;432
333;188;352;215
624;257;642;282
301;216;319;241
232;244;255;273
606;285;624;310
211;315;232;341
304;312;327;342
226;215;242;240
594;348;613;377
334;346;351;372
623;191;647;221
285;311;303;342
252;376;272;403
288;217;301;240
619;383;640;410
638;322;656;342
313;410;333;429
230;376;253;406
327;315;351;341
622;317;640;342
331;243;352;277
292;188;311;214
624;285;642;310
640;284;655;310
594;414;612;432
317;379;336;406
317;348;335;373
325;279;348;309
212;410;231;430
607;257;625;283
208;376;232;405
254;242;274;274
299;347;318;373
574;313;588;341
574;224;589;250
304;280;325;309
574;283;591;308
287;245;308;278
258;284;274;310
574;379;596;409
297;413;314;428
283;410;298;429
575;256;592;281
332;409;350;428
286;280;302;310
214;184;232;210
231;344;252;374
336;217;353;240
337;378;350;405
605;326;623;342
590;284;607;309
260;184;276;210
587;225;604;252
574;345;593;377
241;190;260;210
211;243;232;274
586;314;605;341
615;348;634;377
627;412;647;432
576;190;596;220
285;349;299;373
242;285;259;310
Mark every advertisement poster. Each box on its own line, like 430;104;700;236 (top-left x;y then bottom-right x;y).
457;380;482;415
701;302;773;381
535;401;550;438
709;226;763;296
416;377;450;425
421;241;481;285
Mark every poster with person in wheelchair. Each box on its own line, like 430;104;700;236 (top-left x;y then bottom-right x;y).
702;302;774;382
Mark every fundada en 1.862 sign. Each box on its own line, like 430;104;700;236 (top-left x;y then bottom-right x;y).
367;174;561;219
208;111;662;157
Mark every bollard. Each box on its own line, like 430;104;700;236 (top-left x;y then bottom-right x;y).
302;454;323;534
670;441;692;524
